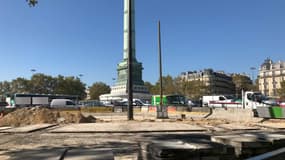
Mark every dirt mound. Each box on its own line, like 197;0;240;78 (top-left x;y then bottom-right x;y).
0;107;96;127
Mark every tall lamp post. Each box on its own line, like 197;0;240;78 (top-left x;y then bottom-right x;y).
78;74;83;78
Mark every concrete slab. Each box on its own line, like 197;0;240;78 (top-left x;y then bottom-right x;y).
0;126;12;131
240;133;285;141
217;123;260;131
5;148;65;160
211;135;273;157
199;125;226;132
255;122;285;129
212;135;271;148
148;139;235;159
50;122;207;133
1;124;56;133
64;148;114;160
240;133;285;148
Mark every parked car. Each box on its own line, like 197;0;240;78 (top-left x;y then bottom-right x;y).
188;100;199;107
50;99;79;108
0;102;8;112
113;99;150;107
0;101;8;107
262;98;278;106
280;102;285;108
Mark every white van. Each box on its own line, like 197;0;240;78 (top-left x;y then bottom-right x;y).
50;99;78;108
202;95;234;107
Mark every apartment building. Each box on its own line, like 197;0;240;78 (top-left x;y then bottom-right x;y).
180;69;235;95
258;58;285;97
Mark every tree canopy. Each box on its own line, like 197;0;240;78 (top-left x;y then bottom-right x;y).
232;74;254;97
0;74;86;100
89;82;111;100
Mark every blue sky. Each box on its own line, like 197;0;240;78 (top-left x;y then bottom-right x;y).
0;0;285;86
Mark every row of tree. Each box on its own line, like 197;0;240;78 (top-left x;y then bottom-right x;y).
145;74;258;100
0;74;86;100
3;73;283;101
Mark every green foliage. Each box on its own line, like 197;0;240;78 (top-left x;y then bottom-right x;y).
89;82;110;100
0;81;12;95
54;75;87;100
152;75;178;95
144;81;156;95
10;78;30;94
177;77;209;100
232;74;254;97
0;74;86;100
30;74;56;94
146;75;208;100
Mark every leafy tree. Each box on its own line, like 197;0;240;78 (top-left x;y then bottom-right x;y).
54;75;86;100
89;82;110;100
144;81;156;95
10;78;30;94
176;77;208;100
30;73;56;94
232;74;253;97
0;74;86;99
151;75;179;95
0;81;12;95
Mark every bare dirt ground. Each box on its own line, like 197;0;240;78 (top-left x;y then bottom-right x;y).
0;108;285;159
0;107;96;127
1;107;284;127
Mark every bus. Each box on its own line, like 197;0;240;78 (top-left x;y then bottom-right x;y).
152;94;188;106
6;93;79;107
78;100;104;107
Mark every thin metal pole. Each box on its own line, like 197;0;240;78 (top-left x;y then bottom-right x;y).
127;0;134;120
158;21;163;107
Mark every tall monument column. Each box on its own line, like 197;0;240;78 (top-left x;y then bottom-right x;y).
124;0;136;60
100;0;151;103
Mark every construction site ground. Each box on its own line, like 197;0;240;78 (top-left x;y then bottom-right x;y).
0;107;285;160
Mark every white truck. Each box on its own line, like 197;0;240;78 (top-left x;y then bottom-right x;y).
203;95;234;107
205;91;270;109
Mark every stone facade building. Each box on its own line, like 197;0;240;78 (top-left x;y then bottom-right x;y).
258;58;285;97
180;69;235;95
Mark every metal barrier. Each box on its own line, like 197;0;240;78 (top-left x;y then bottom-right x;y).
256;107;285;119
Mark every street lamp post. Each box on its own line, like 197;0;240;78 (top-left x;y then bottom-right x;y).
30;69;36;75
78;74;83;78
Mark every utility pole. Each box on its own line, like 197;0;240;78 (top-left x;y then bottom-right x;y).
127;0;134;120
158;21;163;107
157;21;168;119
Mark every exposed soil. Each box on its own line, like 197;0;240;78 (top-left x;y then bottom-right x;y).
184;117;232;126
0;107;96;127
